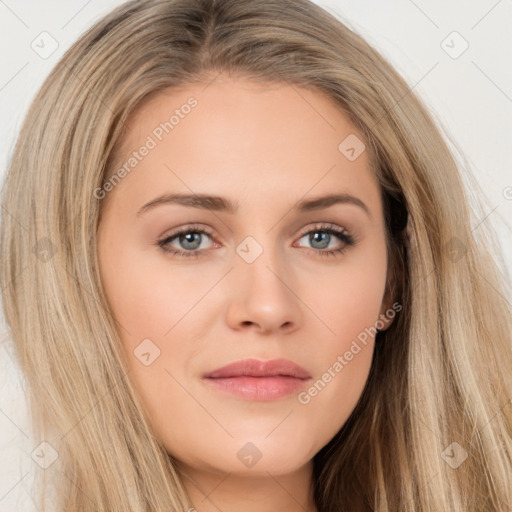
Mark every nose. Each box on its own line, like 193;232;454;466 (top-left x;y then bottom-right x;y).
224;243;303;335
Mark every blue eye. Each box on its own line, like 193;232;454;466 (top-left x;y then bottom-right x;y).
295;223;355;257
157;224;214;258
157;222;355;259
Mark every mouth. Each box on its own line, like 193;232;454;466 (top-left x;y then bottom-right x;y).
202;358;312;401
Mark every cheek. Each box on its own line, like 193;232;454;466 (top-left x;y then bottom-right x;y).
294;251;387;436
97;243;217;420
99;243;215;342
307;237;388;348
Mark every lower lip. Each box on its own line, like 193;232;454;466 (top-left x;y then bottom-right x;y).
203;376;310;400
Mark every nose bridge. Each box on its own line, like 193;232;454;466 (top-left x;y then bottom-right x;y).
225;231;302;333
235;232;288;293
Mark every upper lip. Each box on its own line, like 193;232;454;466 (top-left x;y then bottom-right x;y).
203;358;311;379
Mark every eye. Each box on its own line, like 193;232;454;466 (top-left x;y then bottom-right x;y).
157;224;215;259
156;222;356;259
294;223;355;257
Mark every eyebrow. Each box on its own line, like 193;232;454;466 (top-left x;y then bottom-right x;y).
136;192;371;218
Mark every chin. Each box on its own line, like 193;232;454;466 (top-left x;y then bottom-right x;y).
166;434;318;477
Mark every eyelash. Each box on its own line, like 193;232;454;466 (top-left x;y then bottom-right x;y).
156;222;356;259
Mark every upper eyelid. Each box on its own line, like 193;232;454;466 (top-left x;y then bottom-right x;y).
159;222;352;245
296;223;348;236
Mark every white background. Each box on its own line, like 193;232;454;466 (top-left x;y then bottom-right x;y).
1;1;511;510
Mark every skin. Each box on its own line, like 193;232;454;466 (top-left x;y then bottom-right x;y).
97;74;395;512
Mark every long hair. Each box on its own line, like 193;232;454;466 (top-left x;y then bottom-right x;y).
1;0;511;510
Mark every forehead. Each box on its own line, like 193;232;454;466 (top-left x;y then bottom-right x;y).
102;76;382;219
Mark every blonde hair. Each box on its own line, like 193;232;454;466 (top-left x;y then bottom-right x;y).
1;0;511;510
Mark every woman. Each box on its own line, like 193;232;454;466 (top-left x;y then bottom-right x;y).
1;0;511;510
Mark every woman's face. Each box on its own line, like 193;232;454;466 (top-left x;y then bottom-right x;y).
97;75;394;479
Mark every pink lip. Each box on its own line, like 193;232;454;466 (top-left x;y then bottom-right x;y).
202;358;312;401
